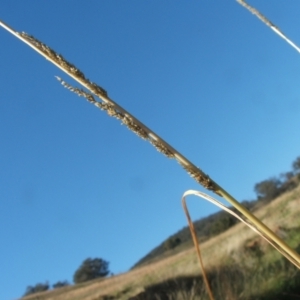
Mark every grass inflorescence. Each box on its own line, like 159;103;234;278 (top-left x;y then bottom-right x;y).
1;2;300;297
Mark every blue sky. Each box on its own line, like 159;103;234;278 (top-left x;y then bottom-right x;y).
1;1;300;299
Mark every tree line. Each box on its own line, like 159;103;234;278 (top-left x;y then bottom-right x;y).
23;257;110;297
254;156;300;202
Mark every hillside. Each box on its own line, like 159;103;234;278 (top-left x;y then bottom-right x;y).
131;200;255;270
22;182;300;300
132;174;300;269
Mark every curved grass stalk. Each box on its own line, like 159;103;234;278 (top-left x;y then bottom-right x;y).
237;0;300;54
1;18;299;269
182;194;215;300
182;190;299;266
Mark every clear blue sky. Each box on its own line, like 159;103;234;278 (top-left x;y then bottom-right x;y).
1;1;300;299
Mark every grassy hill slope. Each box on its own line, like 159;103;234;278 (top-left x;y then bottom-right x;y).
22;184;300;300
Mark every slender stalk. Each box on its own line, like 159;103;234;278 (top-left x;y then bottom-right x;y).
182;197;214;300
237;0;300;54
1;18;299;269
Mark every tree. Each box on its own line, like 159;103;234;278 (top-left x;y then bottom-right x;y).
52;280;69;289
163;237;181;251
73;258;109;284
280;171;294;182
23;282;49;296
254;177;281;201
292;156;300;174
209;215;236;236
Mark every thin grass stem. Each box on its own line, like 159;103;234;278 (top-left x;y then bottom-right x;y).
237;0;300;54
182;196;215;300
1;18;299;269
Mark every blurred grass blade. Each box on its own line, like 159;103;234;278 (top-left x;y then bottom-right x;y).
237;0;300;54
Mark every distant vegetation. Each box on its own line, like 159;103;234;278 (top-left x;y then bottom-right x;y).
23;257;109;297
73;258;109;284
23;280;69;297
52;281;70;289
131;205;250;269
163;237;182;251
23;282;50;297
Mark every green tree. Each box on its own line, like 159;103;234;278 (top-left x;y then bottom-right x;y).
73;258;109;284
254;177;281;201
163;237;181;251
23;282;49;296
209;215;236;236
52;280;69;289
292;156;300;174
